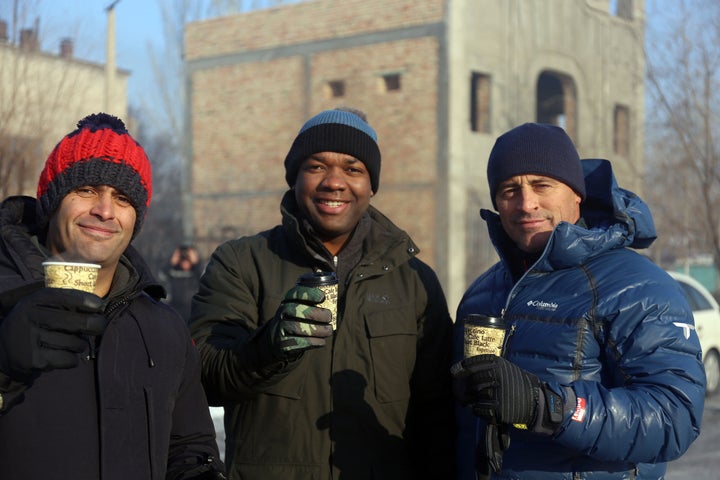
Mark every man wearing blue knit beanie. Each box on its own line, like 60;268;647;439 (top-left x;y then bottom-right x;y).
190;107;455;479
452;122;703;479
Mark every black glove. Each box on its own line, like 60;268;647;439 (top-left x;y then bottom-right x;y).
166;454;226;480
269;284;333;359
451;354;563;434
473;423;510;479
0;287;107;382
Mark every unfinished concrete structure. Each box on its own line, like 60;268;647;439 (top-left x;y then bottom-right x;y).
185;0;645;310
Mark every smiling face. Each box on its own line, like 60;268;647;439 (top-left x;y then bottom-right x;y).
294;151;373;255
495;174;582;253
46;185;136;270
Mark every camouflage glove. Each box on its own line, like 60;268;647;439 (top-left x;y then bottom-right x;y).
270;285;333;359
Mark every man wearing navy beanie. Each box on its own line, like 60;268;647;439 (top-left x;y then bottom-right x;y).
487;122;586;209
452;122;704;479
190;108;455;479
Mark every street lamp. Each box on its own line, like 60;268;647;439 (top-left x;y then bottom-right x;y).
105;0;122;111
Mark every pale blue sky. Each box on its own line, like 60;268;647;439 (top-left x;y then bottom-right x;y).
0;0;676;121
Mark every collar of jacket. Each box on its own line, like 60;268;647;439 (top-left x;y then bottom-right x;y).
279;190;419;278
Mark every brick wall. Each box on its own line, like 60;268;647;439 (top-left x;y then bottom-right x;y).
189;0;444;266
187;0;646;310
186;0;445;59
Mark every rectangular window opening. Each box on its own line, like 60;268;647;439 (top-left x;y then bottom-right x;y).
470;72;491;133
614;104;630;156
325;80;345;99
382;73;401;92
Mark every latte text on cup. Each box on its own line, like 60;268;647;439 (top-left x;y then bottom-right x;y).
463;314;506;358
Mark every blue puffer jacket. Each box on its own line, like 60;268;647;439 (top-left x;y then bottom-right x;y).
454;159;705;479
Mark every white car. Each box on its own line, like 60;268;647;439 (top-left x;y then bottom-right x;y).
668;271;720;396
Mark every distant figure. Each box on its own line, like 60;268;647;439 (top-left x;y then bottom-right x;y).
160;244;202;321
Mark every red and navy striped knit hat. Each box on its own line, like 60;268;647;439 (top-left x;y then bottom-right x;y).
36;113;152;237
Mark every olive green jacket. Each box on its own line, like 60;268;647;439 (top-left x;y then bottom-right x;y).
189;195;455;480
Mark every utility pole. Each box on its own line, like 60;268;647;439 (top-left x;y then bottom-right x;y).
105;1;121;112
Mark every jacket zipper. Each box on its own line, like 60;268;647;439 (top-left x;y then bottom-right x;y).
500;317;515;357
86;295;132;360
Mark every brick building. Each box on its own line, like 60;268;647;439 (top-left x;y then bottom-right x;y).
185;0;645;311
0;17;129;200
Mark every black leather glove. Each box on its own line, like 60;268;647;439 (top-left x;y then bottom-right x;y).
269;284;333;360
451;354;564;435
0;287;107;382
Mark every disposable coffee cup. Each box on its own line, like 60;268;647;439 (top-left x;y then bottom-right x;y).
42;261;100;293
297;272;339;330
463;314;527;429
463;314;505;358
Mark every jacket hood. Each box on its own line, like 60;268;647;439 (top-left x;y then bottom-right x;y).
482;158;657;271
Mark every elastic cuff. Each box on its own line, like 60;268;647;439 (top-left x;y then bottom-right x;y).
531;384;564;435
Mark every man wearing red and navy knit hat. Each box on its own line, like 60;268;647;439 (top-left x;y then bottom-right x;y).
37;112;153;237
0;113;226;479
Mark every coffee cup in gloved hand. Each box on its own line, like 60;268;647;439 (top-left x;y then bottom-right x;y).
0;287;106;382
271;284;333;359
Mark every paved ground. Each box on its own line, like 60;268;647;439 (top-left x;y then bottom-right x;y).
665;394;720;479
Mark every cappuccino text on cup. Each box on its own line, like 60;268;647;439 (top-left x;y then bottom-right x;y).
42;261;101;294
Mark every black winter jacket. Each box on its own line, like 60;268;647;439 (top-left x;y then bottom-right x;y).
189;193;455;480
0;196;223;480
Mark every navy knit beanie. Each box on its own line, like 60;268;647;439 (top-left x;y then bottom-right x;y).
487;122;586;208
284;109;381;193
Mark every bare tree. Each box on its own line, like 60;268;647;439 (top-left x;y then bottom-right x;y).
645;0;720;274
0;0;119;200
136;0;306;247
130;106;187;275
141;0;302;140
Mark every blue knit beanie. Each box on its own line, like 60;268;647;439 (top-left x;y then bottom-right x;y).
284;109;382;193
487;122;586;208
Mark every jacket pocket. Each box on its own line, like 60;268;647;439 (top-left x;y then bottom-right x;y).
262;358;310;399
365;309;417;403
